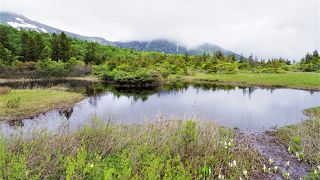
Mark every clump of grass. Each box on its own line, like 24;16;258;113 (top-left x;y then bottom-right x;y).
0;119;263;179
0;87;11;95
6;97;21;108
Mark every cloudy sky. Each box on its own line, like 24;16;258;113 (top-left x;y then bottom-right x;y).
1;0;319;59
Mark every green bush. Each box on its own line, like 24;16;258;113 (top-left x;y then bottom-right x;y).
36;58;67;77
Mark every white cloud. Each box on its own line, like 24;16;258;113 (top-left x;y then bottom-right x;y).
1;0;319;59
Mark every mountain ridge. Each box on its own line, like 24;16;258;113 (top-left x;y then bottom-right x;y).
0;12;240;58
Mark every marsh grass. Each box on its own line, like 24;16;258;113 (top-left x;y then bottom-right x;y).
275;107;320;165
0;119;263;179
169;72;320;90
0;88;84;121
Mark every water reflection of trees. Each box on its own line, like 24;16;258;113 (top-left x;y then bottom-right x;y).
2;79;317;104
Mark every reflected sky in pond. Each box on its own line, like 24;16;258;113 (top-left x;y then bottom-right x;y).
0;80;319;134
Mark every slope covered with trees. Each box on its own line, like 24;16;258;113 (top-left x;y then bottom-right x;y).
0;25;319;84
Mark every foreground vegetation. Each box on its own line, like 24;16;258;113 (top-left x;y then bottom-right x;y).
275;107;320;178
0;25;319;85
0;87;84;120
0;119;263;179
170;72;320;90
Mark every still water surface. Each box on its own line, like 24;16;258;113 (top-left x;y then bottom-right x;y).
0;80;319;133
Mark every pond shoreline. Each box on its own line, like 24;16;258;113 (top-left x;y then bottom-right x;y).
1;72;319;91
0;89;84;122
169;72;320;91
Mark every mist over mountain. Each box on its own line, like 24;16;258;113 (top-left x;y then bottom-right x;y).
0;12;240;58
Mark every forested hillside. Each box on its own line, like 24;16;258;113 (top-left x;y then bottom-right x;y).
0;25;319;84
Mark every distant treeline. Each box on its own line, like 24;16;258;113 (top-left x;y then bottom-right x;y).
0;25;319;83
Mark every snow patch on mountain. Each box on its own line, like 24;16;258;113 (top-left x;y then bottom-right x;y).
7;21;38;29
40;28;47;33
7;16;39;29
15;17;24;23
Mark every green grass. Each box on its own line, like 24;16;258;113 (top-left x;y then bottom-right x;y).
0;119;263;179
274;107;320;178
169;72;320;90
0;89;84;121
275;107;320;166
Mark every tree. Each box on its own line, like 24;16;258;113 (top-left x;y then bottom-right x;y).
84;42;98;64
20;31;29;61
0;27;11;51
312;50;319;58
59;32;71;62
51;32;71;62
33;34;45;60
0;44;14;65
184;52;189;62
51;33;60;61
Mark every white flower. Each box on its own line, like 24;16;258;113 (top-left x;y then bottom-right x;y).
218;174;225;179
90;163;94;168
286;161;290;167
233;160;237;167
268;157;273;164
263;164;267;172
314;170;317;174
243;169;248;177
228;141;231;146
273;166;278;172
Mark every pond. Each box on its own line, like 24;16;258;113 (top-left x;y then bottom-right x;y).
0;80;319;134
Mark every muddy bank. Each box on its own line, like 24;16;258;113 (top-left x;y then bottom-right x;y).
236;130;312;179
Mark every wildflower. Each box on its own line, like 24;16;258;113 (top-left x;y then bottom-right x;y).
314;170;317;174
263;164;267;173
224;141;228;149
243;169;248;177
218;174;225;179
285;172;290;179
233;160;237;167
286;161;290;167
90;163;94;168
268;157;274;165
273;166;278;173
282;172;290;179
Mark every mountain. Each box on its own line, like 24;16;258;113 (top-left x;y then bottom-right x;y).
114;40;239;57
0;12;240;58
0;12;111;44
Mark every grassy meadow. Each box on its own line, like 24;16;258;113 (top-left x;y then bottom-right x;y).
169;72;320;90
0;119;263;179
0;88;84;121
